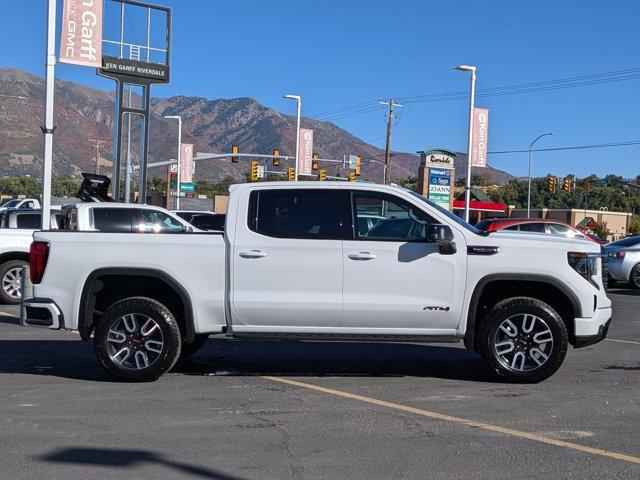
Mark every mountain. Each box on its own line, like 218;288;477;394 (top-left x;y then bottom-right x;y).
0;67;514;184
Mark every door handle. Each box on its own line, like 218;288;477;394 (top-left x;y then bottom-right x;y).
239;250;268;259
348;252;376;261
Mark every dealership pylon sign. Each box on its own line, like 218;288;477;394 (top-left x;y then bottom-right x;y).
471;108;489;168
297;128;314;176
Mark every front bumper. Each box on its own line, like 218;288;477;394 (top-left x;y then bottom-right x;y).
573;306;612;348
20;297;64;330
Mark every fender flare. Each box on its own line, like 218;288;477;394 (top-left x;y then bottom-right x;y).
78;267;195;342
463;273;582;350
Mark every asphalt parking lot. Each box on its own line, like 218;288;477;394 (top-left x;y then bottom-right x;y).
0;289;639;480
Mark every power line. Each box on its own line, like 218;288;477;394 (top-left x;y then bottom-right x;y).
396;67;640;104
488;140;640;155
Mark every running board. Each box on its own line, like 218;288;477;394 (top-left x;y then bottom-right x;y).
231;332;462;343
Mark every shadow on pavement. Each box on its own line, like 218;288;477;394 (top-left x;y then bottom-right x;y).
607;286;640;296
38;447;247;480
0;337;494;383
180;339;494;382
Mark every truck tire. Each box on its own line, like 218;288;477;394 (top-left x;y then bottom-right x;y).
0;260;28;305
180;334;210;360
477;297;568;383
94;297;182;382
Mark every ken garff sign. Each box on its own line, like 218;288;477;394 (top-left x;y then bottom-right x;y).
297;128;314;176
471;108;489;168
59;0;103;68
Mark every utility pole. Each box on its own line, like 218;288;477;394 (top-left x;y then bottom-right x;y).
379;99;403;184
89;139;106;175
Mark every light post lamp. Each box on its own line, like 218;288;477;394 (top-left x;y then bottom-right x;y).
164;115;182;209
527;132;556;218
283;94;301;181
453;65;476;223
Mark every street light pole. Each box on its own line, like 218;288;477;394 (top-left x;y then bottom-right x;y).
527;131;556;218
454;65;476;223
41;0;57;231
164;115;182;209
283;94;301;180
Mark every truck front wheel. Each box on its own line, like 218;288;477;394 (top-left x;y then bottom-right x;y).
94;297;182;382
477;297;568;383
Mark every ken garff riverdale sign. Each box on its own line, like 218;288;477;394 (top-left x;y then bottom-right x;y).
59;0;103;68
297;128;314;176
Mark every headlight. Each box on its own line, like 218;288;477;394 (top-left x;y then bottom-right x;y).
568;252;601;289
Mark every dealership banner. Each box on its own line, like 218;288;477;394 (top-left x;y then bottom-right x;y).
180;143;195;183
471;108;489;168
297;128;314;176
59;0;103;67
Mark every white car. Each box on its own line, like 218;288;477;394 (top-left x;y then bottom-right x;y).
23;182;611;383
0;198;41;211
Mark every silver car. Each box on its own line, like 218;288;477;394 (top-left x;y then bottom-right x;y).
603;236;640;289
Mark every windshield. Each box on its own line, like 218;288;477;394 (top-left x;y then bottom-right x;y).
2;200;19;208
408;191;482;235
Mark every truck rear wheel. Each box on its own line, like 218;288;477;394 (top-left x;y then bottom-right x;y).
0;260;27;305
477;297;568;383
94;297;182;382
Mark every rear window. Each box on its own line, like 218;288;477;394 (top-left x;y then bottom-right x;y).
92;208;137;232
16;213;41;229
249;189;340;239
190;214;225;231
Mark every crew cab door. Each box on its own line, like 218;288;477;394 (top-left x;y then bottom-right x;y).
342;190;467;332
231;187;345;329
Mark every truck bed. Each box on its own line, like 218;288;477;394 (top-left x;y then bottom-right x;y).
31;230;227;334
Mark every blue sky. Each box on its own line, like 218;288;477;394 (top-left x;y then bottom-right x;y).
4;0;640;178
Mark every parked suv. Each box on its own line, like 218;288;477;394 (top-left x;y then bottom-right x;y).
24;183;611;383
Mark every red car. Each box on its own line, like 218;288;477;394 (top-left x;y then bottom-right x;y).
475;218;601;244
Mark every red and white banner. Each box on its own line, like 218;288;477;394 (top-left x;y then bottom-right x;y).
180;143;194;183
59;0;103;67
471;108;489;168
297;128;314;176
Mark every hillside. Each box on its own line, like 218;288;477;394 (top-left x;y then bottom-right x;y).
0;67;514;184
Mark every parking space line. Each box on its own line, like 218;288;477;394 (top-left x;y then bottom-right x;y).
263;376;640;466
606;338;640;346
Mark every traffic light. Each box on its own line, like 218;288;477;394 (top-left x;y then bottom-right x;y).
548;175;556;193
563;177;571;193
273;149;280;167
348;172;356;182
355;155;361;176
312;153;318;171
287;167;295;181
318;169;327;181
231;145;239;163
251;160;259;181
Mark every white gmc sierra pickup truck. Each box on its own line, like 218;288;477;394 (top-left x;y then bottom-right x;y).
23;182;612;383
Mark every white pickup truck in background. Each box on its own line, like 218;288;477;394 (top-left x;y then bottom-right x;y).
0;203;191;304
23;182;612;383
0;198;41;211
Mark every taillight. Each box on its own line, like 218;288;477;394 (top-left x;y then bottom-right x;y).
29;241;49;284
608;251;625;260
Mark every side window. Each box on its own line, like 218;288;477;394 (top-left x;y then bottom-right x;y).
519;222;546;233
547;223;583;238
16;213;41;229
249;189;339;239
20;201;34;209
138;210;185;233
352;192;436;241
92;208;137;233
503;225;519;231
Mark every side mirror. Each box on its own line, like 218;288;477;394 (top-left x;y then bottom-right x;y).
184;226;194;233
425;224;457;255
